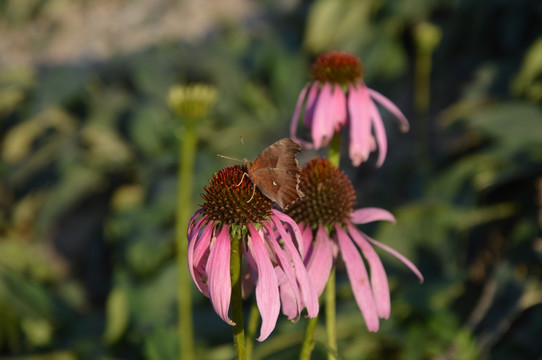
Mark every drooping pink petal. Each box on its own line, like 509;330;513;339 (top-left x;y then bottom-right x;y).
312;82;335;148
206;226;234;325
368;88;410;132
300;224;314;260
192;222;215;270
365;87;388;167
260;227;279;264
187;209;204;239
367;236;424;283
190;220;214;268
247;224;281;341
305;225;334;296
330;84;347;130
335;225;379;332
188;220;215;296
276;267;298;320
264;222;303;321
347;223;390;319
241;264;254;299
272;210;304;253
272;216;319;318
187;214;204;272
351;208;396;225
348;83;372;166
290;85;313;148
304;82;320;128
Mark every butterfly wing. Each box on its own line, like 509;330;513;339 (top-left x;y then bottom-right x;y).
248;138;304;209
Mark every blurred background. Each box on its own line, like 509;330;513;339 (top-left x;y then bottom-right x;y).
1;0;542;359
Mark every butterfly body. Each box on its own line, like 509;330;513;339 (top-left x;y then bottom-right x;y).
245;138;304;210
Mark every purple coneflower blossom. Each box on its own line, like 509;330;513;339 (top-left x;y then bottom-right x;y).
187;165;319;341
290;51;410;167
285;158;423;331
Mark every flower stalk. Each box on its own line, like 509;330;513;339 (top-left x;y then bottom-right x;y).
246;300;260;360
170;83;217;360
413;21;442;115
230;225;246;360
298;132;341;360
176;125;197;360
325;135;341;360
299;314;317;360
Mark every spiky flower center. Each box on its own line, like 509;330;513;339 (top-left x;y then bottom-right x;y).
311;51;365;84
201;165;273;225
286;158;356;228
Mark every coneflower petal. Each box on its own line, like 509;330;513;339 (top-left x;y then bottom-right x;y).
336;225;379;332
264;222;303;321
193;222;215;270
368;236;424;283
273;210;305;254
305;225;334;296
304;82;320;128
276;268;298;320
365;89;388;167
290;85;313;148
272;216;319;318
206;226;234;325
351;208;396;225
368;89;409;132
312;82;334;148
300;224;314;260
188;220;214;296
247;224;281;341
331;84;347;129
348;83;372;166
348;223;391;319
187;209;204;239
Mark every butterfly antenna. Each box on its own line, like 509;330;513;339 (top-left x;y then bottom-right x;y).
217;154;243;163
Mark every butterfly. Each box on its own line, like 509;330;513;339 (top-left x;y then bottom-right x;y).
245;138;305;210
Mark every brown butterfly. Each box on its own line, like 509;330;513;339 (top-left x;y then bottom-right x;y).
245;138;305;210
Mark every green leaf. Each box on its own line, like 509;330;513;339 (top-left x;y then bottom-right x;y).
143;327;178;360
467;102;542;150
304;0;373;53
104;287;129;344
512;37;542;101
20;317;53;347
37;165;106;229
130;264;177;328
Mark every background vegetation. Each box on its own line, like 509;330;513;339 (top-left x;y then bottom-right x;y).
1;0;541;359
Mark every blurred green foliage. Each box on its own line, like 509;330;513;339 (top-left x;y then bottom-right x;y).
1;0;542;359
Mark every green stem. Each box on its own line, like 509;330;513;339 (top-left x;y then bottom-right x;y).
414;50;432;169
230;226;246;360
299;132;342;360
246;299;259;360
176;126;198;360
299;317;318;360
414;52;432;116
328;132;341;167
413;22;441;173
326;132;340;360
325;269;337;360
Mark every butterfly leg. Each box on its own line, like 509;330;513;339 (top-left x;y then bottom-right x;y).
236;172;249;187
246;183;256;204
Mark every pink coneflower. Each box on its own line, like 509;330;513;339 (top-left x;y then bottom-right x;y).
285;158;423;331
187;165;319;341
290;51;410;167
